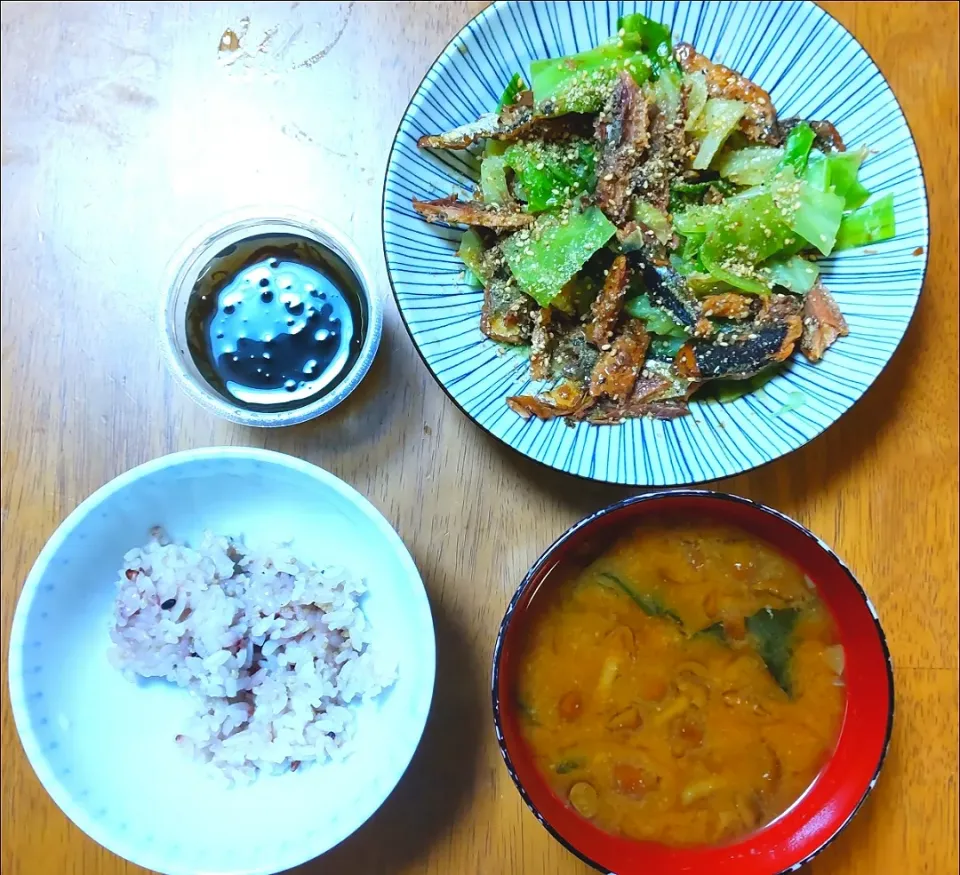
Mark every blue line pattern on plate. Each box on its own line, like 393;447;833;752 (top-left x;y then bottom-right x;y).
383;0;929;486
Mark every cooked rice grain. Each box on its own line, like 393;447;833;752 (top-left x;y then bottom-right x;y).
109;528;396;783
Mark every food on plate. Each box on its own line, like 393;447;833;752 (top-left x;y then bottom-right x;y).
109;528;396;783
515;522;845;846
411;13;894;423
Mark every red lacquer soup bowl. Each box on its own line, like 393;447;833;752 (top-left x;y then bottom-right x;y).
492;491;894;875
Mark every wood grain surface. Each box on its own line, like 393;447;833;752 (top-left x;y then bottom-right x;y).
1;2;957;874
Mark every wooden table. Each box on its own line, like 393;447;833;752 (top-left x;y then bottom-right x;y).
1;2;956;873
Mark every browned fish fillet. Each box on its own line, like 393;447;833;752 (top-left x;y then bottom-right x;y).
585;255;629;347
417;108;593;150
701;292;755;321
480;276;533;345
589;319;650;401
412;196;534;230
595;72;650;223
676;295;802;379
633;90;692;212
801;281;849;362
529;308;554;380
777;118;846;152
507;381;591;420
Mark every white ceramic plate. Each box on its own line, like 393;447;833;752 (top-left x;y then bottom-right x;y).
383;0;929;485
8;448;435;875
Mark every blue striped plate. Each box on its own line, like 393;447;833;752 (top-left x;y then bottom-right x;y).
382;0;928;486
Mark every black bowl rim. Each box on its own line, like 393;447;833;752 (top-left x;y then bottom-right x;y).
379;0;930;488
490;490;895;874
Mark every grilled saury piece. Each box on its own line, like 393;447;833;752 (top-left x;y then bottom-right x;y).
413;196;535;231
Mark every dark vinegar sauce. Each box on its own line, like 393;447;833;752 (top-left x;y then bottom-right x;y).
185;233;366;411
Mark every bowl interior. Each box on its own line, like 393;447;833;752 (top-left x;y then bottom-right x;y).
494;492;892;875
9;449;435;875
162;211;383;428
383;0;929;485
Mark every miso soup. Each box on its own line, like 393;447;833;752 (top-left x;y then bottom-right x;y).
516;523;845;847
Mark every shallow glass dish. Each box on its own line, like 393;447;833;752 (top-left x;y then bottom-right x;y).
162;209;382;427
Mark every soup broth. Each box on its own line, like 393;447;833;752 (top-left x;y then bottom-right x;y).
516;523;845;847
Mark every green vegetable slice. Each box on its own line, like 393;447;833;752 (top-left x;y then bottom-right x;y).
480;155;510;206
746;607;799;696
693;99;747;170
669;180;722;212
771;168;845;256
617;12;672;51
777;122;816;176
502;206;616;306
806;147;871;210
634;200;673;244
716;145;784;186
683;271;732;297
833;193;896;250
697;190;792;293
699;252;769;295
624;294;689;337
462;268;483;289
617;13;677;77
529;41;653;113
502;140;597;213
652;63;683;119
803;150;830;192
649;336;686;358
497;72;527;110
677;233;707;267
674;203;725;235
759;254;820;294
673;179;738;209
824;146;871;210
456;228;489;281
684;71;709;131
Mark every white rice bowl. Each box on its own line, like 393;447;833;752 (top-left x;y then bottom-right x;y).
110;529;397;783
9;449;435;875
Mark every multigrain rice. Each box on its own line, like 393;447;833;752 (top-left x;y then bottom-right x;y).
109;528;396;783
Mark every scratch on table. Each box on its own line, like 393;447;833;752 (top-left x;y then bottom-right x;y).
55;102;124;148
63;245;89;265
272;23;304;60
256;24;280;54
107;82;158;110
280;122;348;158
217;4;354;76
296;0;355;69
